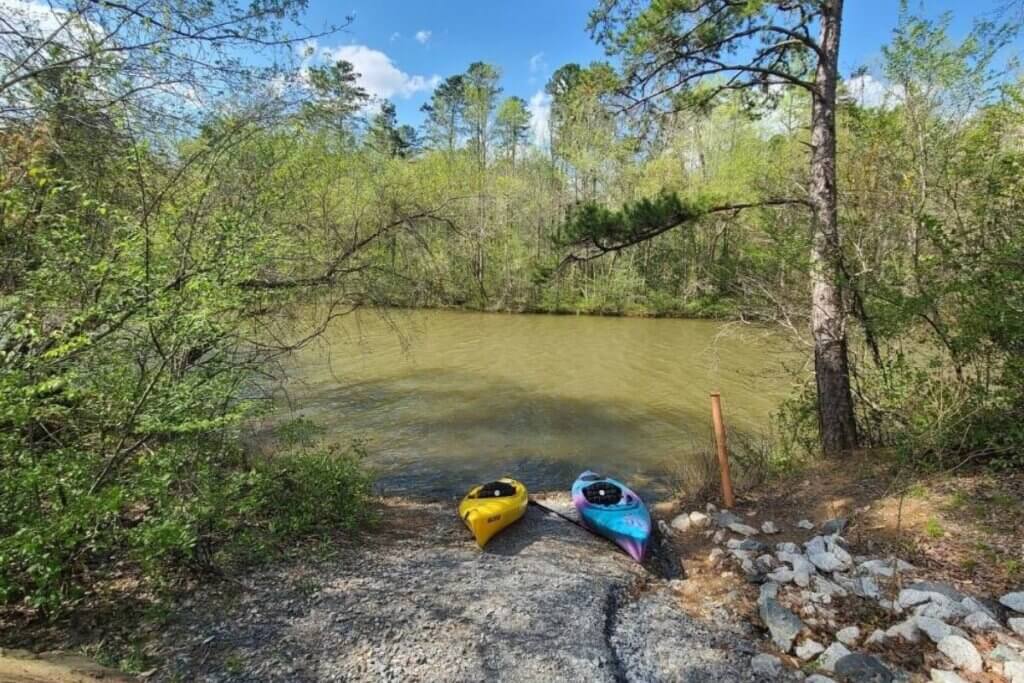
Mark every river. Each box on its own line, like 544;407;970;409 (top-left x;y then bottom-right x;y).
269;309;796;498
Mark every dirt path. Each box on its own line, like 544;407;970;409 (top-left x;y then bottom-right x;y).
148;496;774;682
0;649;134;683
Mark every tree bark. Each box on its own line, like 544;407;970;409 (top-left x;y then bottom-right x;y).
809;0;859;455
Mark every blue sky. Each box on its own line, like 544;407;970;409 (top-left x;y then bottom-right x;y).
297;0;1021;135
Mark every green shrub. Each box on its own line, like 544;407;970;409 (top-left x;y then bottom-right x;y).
0;430;373;614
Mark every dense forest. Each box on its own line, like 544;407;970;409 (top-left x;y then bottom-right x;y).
1;0;1022;614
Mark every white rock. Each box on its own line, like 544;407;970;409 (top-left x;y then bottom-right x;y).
689;511;710;528
708;548;725;564
767;568;795;584
759;581;780;605
914;596;969;621
813;575;847;597
886;617;922;643
937;635;982;673
817;642;851;672
876;598;902;613
776;542;799;554
864;628;887;646
706;502;718;514
761;521;780;534
796;639;826;660
960;596;995;618
808;551;847;573
989;644;1023;662
670;513;692;532
797;519;815;530
1005;661;1024;683
806;676;837;683
777;551;816;588
1011;618;1024;637
929;670;967;683
836;626;861;646
834;574;880;600
657;519;673;538
731;550;752;563
898;589;935;608
728;522;759;536
750;653;783;677
916;616;967;644
1001;592;1024;614
859;558;916;577
806;535;828;554
963;610;1001;632
712;529;727;544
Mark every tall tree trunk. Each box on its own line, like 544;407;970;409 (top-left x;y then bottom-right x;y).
809;0;858;455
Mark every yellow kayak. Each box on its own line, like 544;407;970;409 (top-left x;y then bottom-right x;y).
459;478;528;547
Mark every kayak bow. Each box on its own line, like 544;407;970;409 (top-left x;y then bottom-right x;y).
459;477;528;548
571;471;651;562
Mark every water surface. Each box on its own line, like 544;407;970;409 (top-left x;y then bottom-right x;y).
272;310;795;498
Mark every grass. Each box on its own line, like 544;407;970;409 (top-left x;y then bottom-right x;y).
87;638;156;675
1004;558;1023;579
924;517;945;539
224;652;244;674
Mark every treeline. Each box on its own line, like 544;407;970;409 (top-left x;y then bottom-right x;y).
1;0;1022;617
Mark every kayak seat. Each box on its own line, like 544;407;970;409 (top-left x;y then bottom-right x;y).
473;481;517;498
582;482;623;506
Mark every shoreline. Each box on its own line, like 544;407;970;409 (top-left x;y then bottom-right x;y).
3;456;1022;681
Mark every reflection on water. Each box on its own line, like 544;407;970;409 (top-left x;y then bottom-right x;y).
267;309;795;498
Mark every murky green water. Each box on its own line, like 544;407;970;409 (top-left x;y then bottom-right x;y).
270;310;795;498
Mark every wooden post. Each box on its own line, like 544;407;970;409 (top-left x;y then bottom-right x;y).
710;392;735;509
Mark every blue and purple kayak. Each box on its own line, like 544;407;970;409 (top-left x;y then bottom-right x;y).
571;471;652;562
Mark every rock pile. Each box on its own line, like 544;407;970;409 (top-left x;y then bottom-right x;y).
670;506;1024;682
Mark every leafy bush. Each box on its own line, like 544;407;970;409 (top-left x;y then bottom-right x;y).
0;124;377;615
0;432;373;613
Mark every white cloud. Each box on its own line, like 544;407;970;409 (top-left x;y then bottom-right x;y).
529;52;547;74
389;31;401;42
846;73;903;109
320;44;440;100
414;30;432;45
527;90;551;147
1;0;102;46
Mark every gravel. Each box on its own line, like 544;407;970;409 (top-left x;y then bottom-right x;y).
750;654;782;678
1002;592;1024;614
728;522;760;537
962;610;1000;632
817;642;852;672
151;497;767;682
915;616;967;644
836;626;861;645
758;597;804;652
820;518;847;535
833;653;894;682
936;635;983;673
795;639;825;660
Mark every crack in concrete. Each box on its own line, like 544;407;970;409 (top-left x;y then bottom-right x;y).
602;586;629;683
